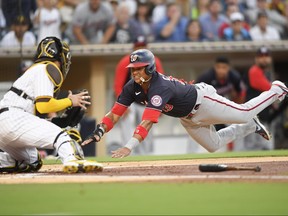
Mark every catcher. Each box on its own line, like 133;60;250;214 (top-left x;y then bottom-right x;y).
38;89;89;158
0;36;103;173
82;49;288;158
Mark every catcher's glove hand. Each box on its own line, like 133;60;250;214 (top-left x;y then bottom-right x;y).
52;106;85;128
82;124;105;146
52;89;90;128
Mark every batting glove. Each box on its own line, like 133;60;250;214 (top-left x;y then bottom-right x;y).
82;124;105;145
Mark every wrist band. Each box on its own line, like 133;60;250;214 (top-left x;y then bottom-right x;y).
101;116;113;132
111;103;127;116
134;125;148;140
125;137;140;150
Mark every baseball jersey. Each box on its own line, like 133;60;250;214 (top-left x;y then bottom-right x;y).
0;31;36;47
0;63;55;114
67;1;115;43
36;7;62;43
245;65;272;100
117;72;197;118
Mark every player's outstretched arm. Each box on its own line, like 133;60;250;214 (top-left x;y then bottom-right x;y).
82;111;121;146
35;90;91;114
111;120;153;158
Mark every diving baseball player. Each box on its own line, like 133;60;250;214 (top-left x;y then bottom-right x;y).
0;37;103;173
82;49;288;158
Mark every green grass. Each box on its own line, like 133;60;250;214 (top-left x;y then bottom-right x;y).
0;183;287;215
44;149;288;164
3;150;286;215
94;149;288;163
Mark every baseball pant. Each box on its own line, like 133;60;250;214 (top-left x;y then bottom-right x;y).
180;82;279;152
0;108;78;165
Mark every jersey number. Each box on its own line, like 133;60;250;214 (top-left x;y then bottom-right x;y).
162;75;186;85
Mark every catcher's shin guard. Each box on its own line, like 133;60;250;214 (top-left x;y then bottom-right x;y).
15;158;43;173
54;130;85;162
0;158;42;173
70;139;85;160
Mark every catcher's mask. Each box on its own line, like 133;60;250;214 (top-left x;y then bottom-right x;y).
34;36;71;78
126;49;156;75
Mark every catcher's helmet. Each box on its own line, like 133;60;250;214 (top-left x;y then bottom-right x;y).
34;37;71;78
126;49;156;75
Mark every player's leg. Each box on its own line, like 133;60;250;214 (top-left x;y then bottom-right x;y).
180;118;256;152
26;119;103;173
0;152;28;173
0;109;102;173
0;148;42;173
193;81;287;125
0;109;42;173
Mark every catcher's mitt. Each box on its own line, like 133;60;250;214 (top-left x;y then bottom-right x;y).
52;106;85;128
52;89;90;128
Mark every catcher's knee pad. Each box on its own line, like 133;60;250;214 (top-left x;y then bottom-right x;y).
66;128;82;144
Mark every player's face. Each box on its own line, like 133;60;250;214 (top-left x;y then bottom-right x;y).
130;66;148;83
214;63;230;80
256;55;272;68
14;24;28;38
89;0;101;11
231;20;242;33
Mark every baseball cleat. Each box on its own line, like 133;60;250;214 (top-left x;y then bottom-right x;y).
253;116;271;141
63;160;103;174
271;81;288;101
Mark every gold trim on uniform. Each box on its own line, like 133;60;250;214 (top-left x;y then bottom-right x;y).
44;62;64;93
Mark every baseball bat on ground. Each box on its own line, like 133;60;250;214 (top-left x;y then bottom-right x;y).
199;164;261;172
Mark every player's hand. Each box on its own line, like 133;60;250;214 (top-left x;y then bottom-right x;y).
68;90;91;110
111;147;131;158
81;124;105;146
81;135;97;146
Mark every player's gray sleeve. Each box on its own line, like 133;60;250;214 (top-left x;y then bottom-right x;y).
71;3;87;27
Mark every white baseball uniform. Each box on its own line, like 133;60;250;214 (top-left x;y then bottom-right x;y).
116;69;287;155
0;63;78;167
180;82;284;152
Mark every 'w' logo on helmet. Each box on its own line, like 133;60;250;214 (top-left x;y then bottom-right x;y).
130;54;138;62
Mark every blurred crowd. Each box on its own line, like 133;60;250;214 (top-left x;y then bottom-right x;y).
0;0;288;47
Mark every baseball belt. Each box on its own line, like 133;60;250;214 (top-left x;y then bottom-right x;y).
9;87;33;101
0;107;9;114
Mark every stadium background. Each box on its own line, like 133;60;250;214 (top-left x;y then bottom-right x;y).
0;1;288;215
0;0;288;156
1;41;288;156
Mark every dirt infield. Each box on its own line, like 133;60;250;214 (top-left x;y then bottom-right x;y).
0;157;287;184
